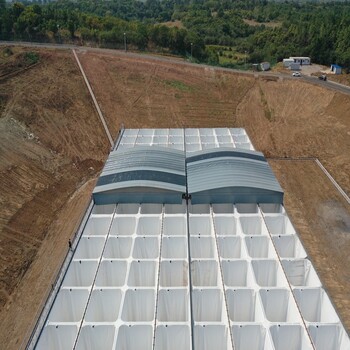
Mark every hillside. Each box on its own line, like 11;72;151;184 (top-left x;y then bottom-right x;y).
0;46;349;349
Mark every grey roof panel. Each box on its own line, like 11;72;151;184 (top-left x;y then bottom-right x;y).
187;151;283;204
93;146;186;204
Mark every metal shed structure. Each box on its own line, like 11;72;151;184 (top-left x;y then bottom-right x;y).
93;146;186;204
186;148;283;204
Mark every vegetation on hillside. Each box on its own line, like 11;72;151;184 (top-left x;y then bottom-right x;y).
0;0;349;70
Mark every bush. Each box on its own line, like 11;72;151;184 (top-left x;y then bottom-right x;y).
24;51;39;64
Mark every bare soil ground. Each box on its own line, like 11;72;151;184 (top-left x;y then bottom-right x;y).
0;47;349;348
0;47;109;349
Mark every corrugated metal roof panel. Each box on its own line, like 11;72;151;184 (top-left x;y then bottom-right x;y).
93;146;186;204
187;151;283;204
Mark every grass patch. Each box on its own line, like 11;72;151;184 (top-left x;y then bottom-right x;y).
24;52;39;65
164;79;193;92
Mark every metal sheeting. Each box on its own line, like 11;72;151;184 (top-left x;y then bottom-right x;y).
186;148;266;163
93;146;186;204
187;152;283;204
92;134;284;205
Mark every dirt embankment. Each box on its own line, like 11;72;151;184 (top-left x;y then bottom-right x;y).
0;48;110;348
0;47;349;348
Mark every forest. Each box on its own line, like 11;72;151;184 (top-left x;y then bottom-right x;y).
0;0;349;70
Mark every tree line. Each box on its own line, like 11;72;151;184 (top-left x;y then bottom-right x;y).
0;0;349;69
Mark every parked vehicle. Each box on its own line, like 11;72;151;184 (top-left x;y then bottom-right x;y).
318;74;327;81
292;72;301;77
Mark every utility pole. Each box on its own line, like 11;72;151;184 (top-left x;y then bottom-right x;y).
190;42;193;59
124;32;127;52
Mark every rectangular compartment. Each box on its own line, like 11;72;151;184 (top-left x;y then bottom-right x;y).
212;204;234;214
194;325;232;350
251;260;288;287
85;289;121;322
214;128;230;136
245;236;276;258
259;204;284;214
232;325;272;350
133;237;159;259
157;289;189;322
36;325;78;350
189;204;210;214
153;135;168;144
201;143;217;150
116;325;153;350
186;143;201;152
138;129;154;136
189;216;213;236
82;216;112;236
222;261;255;287
116;204;139;215
236;142;252;150
236;203;258;214
128;261;157;287
110;216;137;236
103;237;132;259
154;129;169;136
48;289;89;323
164;216;187;236
227;289;264;322
191;260;220;287
185;128;199;136
62;260;98;288
169;135;183;143
260;289;300;322
192;289;224;322
240;216;266;235
137;216;161;235
190;237;215;259
229;128;245;136
122;129;138;136
136;136;153;144
282;259;321;287
199;128;214;136
233;134;248;143
160;260;188;287
220;142;234;148
140;204;163;214
95;260;127;287
270;325;313;350
272;235;307;258
121;289;155;322
185;135;200;143
214;216;237;236
164;203;186;214
217;237;242;259
155;325;191;350
162;237;187;259
200;136;216;144
92;204;115;215
73;237;105;260
75;325;116;350
293;288;340;323
309;324;350;350
216;135;232;143
264;215;296;235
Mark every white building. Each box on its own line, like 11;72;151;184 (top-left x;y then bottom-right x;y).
289;57;311;65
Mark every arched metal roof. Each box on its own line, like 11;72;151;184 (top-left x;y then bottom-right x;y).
187;149;283;204
93;146;186;204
